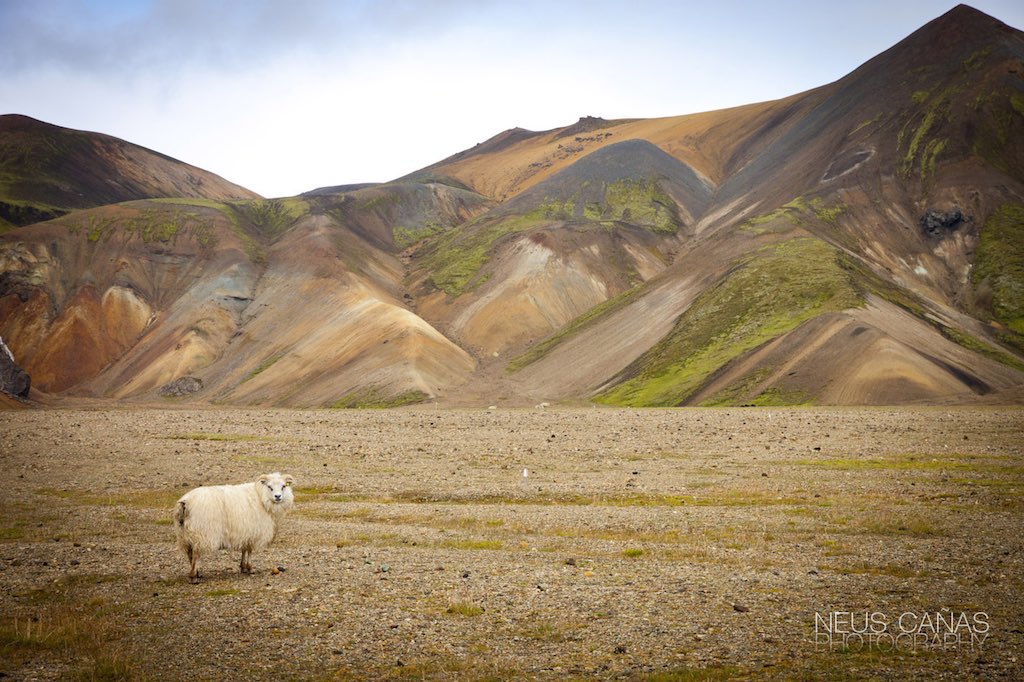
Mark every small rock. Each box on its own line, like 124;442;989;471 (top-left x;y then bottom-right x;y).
462;570;470;579
380;563;390;573
565;557;577;566
733;603;750;613
614;645;628;654
271;567;280;575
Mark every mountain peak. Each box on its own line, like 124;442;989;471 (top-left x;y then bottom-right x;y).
901;2;1016;54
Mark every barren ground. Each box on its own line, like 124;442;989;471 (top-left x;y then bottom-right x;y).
0;406;1021;680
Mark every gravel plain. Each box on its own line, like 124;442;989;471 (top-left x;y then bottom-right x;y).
0;405;1021;680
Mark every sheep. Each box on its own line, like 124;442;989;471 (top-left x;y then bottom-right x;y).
173;472;295;583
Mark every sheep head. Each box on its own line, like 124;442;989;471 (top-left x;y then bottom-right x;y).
258;472;295;513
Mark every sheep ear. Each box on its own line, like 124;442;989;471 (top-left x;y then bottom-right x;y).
284;475;294;487
259;476;268;485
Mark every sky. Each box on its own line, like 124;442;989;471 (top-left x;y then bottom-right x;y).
2;0;1023;198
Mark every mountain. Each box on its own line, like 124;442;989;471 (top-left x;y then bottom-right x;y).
1;4;1022;407
0;115;260;230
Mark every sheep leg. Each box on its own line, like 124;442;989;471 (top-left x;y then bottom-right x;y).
240;549;252;574
187;545;202;584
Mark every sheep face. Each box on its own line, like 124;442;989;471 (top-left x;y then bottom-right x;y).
258;472;295;513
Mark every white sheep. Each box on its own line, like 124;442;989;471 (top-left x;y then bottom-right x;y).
173;472;295;583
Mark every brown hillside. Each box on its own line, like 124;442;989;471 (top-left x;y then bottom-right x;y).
0;115;260;230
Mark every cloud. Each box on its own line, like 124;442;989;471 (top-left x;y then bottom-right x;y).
0;0;496;75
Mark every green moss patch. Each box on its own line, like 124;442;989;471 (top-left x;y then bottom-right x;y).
393;221;447;249
974;203;1024;346
740;196;844;234
423;214;546;296
597;178;680;233
331;388;429;409
230;198;307;239
241;354;284;384
596;238;863;407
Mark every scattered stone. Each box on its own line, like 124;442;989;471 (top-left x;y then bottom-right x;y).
733;603;750;613
614;645;628;654
565;558;577;566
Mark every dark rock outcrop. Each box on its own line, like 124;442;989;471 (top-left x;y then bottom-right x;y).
920;208;965;236
159;376;203;397
0;337;30;398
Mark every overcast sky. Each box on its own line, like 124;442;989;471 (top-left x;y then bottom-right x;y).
2;1;1022;197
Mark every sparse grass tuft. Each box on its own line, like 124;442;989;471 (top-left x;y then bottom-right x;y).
1;582;137;679
857;513;941;537
445;601;484;617
520;620;578;642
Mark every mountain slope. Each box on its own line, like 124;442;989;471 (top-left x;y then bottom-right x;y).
483;3;1024;405
0;185;489;406
0;115;260;231
1;4;1022;407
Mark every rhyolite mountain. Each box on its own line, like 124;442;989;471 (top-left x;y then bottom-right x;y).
1;3;1022;407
